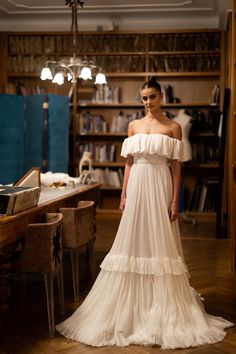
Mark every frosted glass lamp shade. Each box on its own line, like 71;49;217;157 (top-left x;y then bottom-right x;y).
52;73;64;85
79;67;92;80
40;67;53;81
95;73;107;85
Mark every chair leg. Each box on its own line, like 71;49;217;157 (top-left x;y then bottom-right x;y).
56;266;65;315
44;272;55;338
70;249;79;302
88;240;96;281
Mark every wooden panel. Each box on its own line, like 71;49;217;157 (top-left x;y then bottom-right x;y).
0;33;7;93
230;0;236;272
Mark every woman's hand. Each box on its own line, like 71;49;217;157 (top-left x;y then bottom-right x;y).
169;200;178;222
119;195;126;212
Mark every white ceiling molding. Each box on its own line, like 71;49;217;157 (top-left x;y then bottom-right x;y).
0;0;217;14
0;0;232;31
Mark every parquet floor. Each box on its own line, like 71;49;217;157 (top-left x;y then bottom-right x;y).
1;214;236;354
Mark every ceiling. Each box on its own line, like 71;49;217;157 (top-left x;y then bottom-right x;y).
0;0;233;32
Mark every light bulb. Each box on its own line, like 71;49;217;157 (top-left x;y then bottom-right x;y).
79;67;92;80
40;67;53;81
95;72;107;85
67;72;73;81
52;72;64;85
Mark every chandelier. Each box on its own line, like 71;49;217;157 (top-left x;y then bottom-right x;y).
40;0;107;85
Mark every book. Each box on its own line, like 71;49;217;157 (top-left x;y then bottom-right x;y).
198;184;207;212
0;186;40;215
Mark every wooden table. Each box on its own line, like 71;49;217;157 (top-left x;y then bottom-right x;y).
0;183;101;314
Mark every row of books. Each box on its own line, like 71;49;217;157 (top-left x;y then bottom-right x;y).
191;143;220;164
8;54;146;74
8;34;147;54
148;32;220;52
77;143;116;163
8;53;220;76
5;82;46;96
92;85;121;104
8;32;220;55
77;35;146;53
191;109;221;135
93;168;124;188
188;179;219;213
149;54;220;73
95;55;146;73
79;110;144;134
8;54;46;74
79;112;108;134
9;35;44;54
8;35;79;55
110;111;144;133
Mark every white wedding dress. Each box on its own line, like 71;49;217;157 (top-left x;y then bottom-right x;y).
56;133;233;349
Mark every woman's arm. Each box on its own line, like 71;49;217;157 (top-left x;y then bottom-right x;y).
119;121;135;211
119;156;133;211
169;160;181;221
169;122;182;221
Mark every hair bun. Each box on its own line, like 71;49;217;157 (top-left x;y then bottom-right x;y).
141;75;161;93
148;76;158;83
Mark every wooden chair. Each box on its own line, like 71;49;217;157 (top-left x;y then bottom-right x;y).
12;213;64;337
59;200;96;302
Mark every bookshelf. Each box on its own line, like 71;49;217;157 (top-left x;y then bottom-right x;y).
1;29;224;220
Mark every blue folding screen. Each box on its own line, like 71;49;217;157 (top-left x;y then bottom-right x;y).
0;94;25;184
0;93;70;185
24;95;45;170
47;94;69;172
25;94;69;173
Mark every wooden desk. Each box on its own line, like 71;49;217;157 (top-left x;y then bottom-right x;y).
0;183;101;313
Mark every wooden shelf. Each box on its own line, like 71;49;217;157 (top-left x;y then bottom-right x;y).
149;50;221;55
147;72;221;77
78;102;143;108
76;102;218;108
184;163;219;169
105;72;221;78
79;51;147;56
8;73;40;78
8;72;221;79
184;211;216;222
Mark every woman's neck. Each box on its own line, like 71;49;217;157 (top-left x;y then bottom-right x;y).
146;111;163;121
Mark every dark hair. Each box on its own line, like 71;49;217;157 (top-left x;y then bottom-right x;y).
141;76;162;93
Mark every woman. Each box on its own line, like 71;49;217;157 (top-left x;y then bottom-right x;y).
56;76;233;349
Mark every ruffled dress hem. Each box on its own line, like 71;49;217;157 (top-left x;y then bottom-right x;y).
56;317;233;349
101;254;189;275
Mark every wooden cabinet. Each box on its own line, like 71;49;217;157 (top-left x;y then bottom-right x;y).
2;30;224;219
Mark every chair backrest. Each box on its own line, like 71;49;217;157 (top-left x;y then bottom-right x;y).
13;213;63;273
59;200;95;249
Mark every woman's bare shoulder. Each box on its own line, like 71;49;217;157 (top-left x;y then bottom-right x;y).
169;120;182;140
128;120;137;136
128;119;143;134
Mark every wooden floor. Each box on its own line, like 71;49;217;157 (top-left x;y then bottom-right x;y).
1;213;236;354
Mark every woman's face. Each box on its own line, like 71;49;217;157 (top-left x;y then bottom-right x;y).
140;87;162;112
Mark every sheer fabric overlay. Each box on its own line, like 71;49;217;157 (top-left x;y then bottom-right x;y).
56;134;233;349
